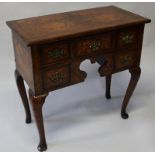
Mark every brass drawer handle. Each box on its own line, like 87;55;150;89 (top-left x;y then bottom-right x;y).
49;72;64;83
49;48;64;58
89;40;101;51
121;34;134;44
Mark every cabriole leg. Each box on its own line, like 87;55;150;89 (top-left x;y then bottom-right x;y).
29;89;48;152
15;69;31;123
121;67;141;119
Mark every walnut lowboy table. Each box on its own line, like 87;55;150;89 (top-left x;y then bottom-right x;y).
7;6;151;151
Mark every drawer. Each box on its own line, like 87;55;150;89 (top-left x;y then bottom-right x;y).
42;65;70;90
41;42;70;65
115;51;135;70
117;28;138;48
76;34;112;56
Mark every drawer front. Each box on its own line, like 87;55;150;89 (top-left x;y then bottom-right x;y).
42;65;70;90
76;34;112;56
117;28;138;48
41;42;70;65
115;51;135;70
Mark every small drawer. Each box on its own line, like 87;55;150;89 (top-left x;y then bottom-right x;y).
76;34;112;56
117;28;138;47
115;51;135;70
42;65;70;90
41;42;70;65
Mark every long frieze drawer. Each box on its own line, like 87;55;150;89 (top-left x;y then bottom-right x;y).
115;51;135;70
76;34;112;56
40;42;70;65
42;65;70;90
117;28;138;48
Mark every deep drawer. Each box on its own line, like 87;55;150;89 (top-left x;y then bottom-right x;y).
42;65;70;90
115;51;135;70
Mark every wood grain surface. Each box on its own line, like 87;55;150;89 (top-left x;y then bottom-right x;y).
7;6;151;45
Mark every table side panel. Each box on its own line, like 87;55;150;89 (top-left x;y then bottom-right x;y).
12;31;34;92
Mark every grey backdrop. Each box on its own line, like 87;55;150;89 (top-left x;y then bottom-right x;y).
0;2;155;152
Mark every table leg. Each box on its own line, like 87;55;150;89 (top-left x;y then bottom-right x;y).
105;75;112;99
121;67;141;119
29;89;48;152
15;69;31;124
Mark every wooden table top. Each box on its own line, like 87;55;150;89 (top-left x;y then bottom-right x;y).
7;6;151;45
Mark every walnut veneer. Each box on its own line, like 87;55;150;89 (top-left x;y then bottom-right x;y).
7;6;151;151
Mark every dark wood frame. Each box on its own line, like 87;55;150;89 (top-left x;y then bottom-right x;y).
7;6;151;151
